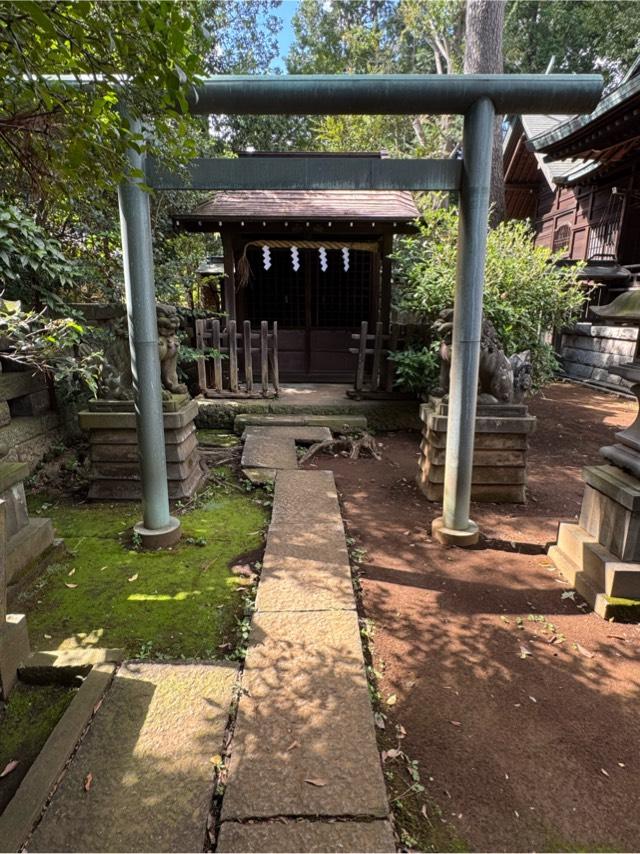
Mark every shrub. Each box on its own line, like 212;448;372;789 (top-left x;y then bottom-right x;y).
394;206;586;388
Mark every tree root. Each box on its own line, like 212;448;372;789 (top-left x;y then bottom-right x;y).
298;432;382;465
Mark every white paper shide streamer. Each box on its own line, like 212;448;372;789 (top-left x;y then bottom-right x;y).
291;246;300;271
342;247;350;271
319;247;328;272
262;245;272;270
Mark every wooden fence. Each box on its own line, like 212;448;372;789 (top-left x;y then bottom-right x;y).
348;320;420;399
195;318;280;399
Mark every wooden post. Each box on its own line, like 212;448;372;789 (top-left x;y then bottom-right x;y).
270;321;280;395
222;231;236;324
371;321;384;391
261;320;269;395
243;320;253;392
380;232;393;334
195;318;207;393
212;318;223;392
355;320;368;392
385;322;399;392
228;319;238;391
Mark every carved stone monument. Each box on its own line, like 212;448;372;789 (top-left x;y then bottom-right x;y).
417;309;536;503
549;292;640;619
79;304;204;501
0;500;31;699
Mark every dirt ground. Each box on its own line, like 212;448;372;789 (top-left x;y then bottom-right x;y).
313;382;640;852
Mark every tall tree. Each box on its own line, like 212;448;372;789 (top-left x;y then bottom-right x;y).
464;0;506;226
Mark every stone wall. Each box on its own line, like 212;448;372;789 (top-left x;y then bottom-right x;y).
560;323;639;391
0;368;62;473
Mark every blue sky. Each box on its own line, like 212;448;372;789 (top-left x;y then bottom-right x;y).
273;0;299;71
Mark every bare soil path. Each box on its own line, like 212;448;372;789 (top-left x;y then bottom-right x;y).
311;382;640;852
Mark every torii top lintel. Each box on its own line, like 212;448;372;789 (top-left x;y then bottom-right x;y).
186;74;603;117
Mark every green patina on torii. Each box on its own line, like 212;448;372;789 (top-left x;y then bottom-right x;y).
116;73;602;547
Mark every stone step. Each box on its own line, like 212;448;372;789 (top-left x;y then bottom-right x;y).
233;414;367;434
241;433;298;470
218;819;395;853
241;425;332;444
28;661;238;853
556;523;640;598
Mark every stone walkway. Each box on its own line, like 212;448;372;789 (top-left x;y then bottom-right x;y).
218;467;394;852
240;424;333;483
26;662;237;853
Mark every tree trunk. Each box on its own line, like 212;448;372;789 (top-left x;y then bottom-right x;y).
464;0;507;226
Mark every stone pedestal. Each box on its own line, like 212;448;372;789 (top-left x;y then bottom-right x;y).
79;397;204;501
0;461;54;604
549;465;640;620
417;398;536;503
0;501;31;699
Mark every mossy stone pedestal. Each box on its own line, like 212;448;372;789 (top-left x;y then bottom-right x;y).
417;398;537;504
79;397;204;501
0;461;54;605
0;501;31;699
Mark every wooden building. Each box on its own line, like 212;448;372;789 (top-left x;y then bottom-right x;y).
504;60;640;390
504;59;640;289
174;152;418;383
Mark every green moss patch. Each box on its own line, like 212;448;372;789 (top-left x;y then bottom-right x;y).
604;595;640;622
24;485;267;659
0;682;76;815
196;429;240;447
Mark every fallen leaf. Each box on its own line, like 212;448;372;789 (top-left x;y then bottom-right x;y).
561;590;576;601
373;712;386;730
64;583;78;589
210;754;223;767
0;760;18;777
396;724;407;739
618;762;625;768
286;741;300;752
386;694;397;706
421;804;429;819
529;696;537;703
518;644;533;659
84;772;93;791
304;778;327;787
384;748;402;760
43;633;52;640
449;720;462;727
500;615;511;623
601;768;609;777
127;573;138;583
575;643;594;658
68;568;76;577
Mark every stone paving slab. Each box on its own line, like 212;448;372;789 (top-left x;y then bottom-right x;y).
271;470;342;526
28;661;237;853
217;819;396;852
221;610;388;821
241;433;298;470
242;425;332;444
233;414;368;434
255;552;354;613
266;524;351;565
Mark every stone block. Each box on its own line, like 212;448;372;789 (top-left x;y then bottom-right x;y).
425;430;528;450
256;552;354;613
583;465;640;511
90;429;198;463
88;462;204;501
91;453;200;481
0;414;62;474
0;461;29;493
217;820;396;853
425;444;526;467
417;478;526;503
0;371;46;402
426;412;536;435
7;516;54;586
562;347;618;369
422;462;526;485
242;425;332;444
221;610;388;821
271;470;342;527
79;399;198;431
562;360;594;379
233;413;368;434
0;401;9;427
579;485;640;562
27;662;238;854
1;481;29;539
10;388;52;417
88;423;196;446
0;614;31;699
241;433;297;470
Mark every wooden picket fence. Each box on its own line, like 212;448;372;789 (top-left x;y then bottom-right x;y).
347;320;419;399
195;318;280;398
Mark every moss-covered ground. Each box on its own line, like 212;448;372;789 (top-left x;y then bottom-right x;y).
23;480;268;659
0;682;76;814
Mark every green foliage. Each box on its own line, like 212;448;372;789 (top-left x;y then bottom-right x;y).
395;207;587;386
388;344;440;395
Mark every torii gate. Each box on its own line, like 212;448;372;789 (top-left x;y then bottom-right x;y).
117;74;602;548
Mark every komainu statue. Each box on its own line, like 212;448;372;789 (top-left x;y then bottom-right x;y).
156;303;188;398
95;304;188;400
433;307;531;404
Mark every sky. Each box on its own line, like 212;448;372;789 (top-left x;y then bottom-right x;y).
273;0;299;71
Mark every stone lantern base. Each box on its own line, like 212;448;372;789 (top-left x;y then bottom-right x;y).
417;398;537;504
79;396;204;502
549;465;640;620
